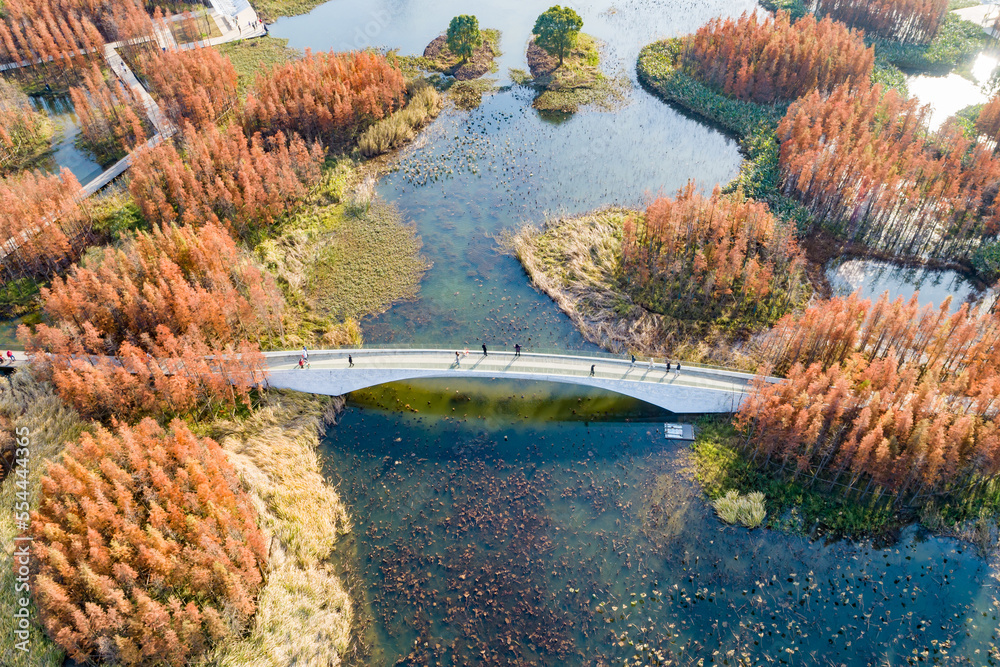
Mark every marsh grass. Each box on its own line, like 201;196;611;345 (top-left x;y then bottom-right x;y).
0;370;85;667
257;161;429;347
248;0;325;23
218;37;301;97
500;210;759;366
872;14;989;74
712;490;767;528
193;390;356;666
358;81;442;157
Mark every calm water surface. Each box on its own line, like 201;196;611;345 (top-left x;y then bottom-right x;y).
275;1;1000;663
29;95;104;185
272;0;747;349
327;380;1000;665
826;257;989;313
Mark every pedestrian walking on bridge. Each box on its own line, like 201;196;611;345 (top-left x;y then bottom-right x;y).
515;344;521;357
590;364;595;377
482;344;488;356
348;355;354;368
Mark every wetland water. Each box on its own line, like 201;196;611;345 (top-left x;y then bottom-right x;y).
273;1;1000;663
29;94;104;185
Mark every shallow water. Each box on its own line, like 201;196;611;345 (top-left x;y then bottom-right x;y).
327;380;1000;666
29;95;104;186
907;52;999;130
826;257;989;313
272;0;747;349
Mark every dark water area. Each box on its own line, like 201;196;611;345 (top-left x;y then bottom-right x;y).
826;257;994;314
327;380;1000;666
29;94;104;186
272;0;747;349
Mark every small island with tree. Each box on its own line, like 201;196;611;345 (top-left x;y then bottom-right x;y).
523;5;625;114
422;15;500;81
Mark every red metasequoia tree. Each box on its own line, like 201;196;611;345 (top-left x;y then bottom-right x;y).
622;183;806;325
70;63;148;163
811;0;948;44
682;11;873;104
0;168;89;283
143;45;238;128
243;49;407;149
31;418;267;665
128;122;323;238
738;292;1000;499
21;222;278;419
976;94;1000;150
778;82;1000;260
0;78;50;171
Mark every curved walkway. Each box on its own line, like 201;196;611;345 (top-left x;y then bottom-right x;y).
264;349;768;414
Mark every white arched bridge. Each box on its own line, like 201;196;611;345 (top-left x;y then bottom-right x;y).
263;348;767;414
1;347;768;413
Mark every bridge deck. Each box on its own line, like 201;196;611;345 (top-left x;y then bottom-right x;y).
264;349;763;414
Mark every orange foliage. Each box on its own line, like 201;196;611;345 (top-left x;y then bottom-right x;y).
976;94;1000;149
243;49;407;149
128;122;323;237
622;183;805;324
682;11;873;104
740;292;1000;496
0;168;88;282
32;418;267;666
0;0;151;71
21;222;278;419
70;63;148;162
813;0;948;44
144;45;238;129
778;83;1000;259
0;78;49;170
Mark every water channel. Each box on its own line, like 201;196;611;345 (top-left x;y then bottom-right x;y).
269;0;1000;664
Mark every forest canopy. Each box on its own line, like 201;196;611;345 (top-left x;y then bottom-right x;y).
681;10;873;104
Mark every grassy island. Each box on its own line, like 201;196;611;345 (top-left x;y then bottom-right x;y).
506;185;809;365
525;33;625;113
422;28;500;81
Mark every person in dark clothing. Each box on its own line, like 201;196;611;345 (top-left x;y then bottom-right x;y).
590;364;595;377
630;354;636;366
676;362;681;371
348;355;354;367
515;344;521;357
482;344;488;356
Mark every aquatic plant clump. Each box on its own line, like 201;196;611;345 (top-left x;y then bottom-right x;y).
358;81;443;157
682;10;873;104
712;489;767;528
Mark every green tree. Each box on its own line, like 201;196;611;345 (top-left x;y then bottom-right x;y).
533;5;584;66
446;14;482;64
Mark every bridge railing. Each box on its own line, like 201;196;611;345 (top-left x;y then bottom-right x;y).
262;345;772;381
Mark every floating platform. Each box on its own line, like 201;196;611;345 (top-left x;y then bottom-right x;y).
664;423;695;441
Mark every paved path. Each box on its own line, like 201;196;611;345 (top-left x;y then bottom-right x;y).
1;3;264;265
263;349;770;414
954;4;1000;37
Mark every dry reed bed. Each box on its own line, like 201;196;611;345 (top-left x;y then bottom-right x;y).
502;209;756;368
195;390;356;667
